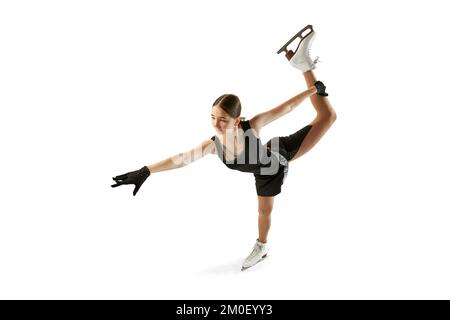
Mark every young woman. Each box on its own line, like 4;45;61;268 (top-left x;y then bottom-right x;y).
111;25;337;271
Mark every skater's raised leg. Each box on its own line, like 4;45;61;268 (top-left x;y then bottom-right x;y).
288;70;336;161
280;26;337;161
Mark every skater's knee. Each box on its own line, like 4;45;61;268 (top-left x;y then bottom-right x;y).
329;109;337;123
312;109;337;128
319;109;337;123
258;207;273;216
257;195;274;216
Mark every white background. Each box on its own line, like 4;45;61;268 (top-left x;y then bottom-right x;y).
1;0;449;299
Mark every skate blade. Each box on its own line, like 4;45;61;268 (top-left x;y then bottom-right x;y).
241;254;268;271
277;24;314;54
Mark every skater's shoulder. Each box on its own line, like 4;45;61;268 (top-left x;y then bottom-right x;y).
243;118;261;138
240;119;251;131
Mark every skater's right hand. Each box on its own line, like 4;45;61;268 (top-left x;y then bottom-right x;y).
111;166;151;196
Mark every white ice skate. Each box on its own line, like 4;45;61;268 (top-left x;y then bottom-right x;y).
241;239;268;271
277;24;319;72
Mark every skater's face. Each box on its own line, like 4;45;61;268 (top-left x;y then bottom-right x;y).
211;106;239;134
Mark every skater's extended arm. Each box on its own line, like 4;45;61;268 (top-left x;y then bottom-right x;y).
111;139;215;196
147;139;215;173
249;86;317;132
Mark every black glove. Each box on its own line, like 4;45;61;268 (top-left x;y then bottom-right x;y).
314;80;329;96
111;166;151;196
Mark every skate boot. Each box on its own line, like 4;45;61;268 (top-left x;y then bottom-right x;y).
241;239;268;271
277;24;319;72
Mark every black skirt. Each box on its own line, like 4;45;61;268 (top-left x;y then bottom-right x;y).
254;124;313;197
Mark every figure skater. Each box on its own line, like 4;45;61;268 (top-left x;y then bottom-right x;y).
111;25;337;271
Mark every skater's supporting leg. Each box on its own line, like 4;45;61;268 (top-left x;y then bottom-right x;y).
257;195;274;243
289;70;337;161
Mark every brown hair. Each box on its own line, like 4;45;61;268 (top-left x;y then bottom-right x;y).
212;94;246;121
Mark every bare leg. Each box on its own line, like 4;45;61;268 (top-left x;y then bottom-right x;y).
289;70;337;161
257;195;274;243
